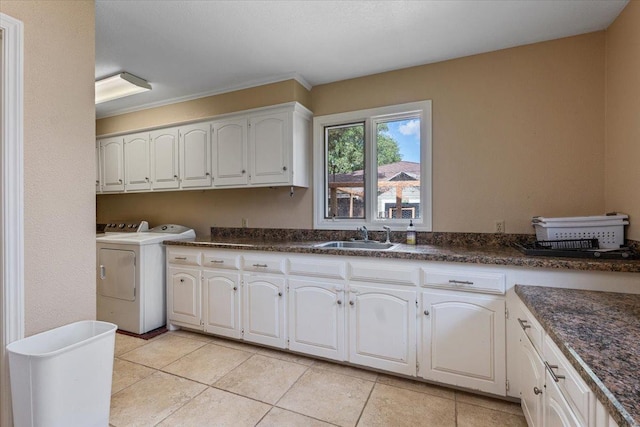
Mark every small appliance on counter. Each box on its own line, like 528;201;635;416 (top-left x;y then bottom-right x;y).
516;213;635;259
96;222;195;334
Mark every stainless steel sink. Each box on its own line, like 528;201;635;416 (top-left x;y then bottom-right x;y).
314;240;399;250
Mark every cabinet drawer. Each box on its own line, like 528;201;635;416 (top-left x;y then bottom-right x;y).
167;249;201;266
202;251;240;270
517;300;545;355
349;261;418;286
242;254;285;274
421;268;505;294
288;257;346;279
544;335;592;426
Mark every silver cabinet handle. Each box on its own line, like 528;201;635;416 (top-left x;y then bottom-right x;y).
424;310;430;316
533;387;543;395
518;318;531;330
449;280;474;285
99;265;105;280
210;260;224;264
544;361;565;382
252;263;268;268
174;257;187;260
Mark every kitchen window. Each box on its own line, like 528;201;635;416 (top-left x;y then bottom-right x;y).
313;101;432;230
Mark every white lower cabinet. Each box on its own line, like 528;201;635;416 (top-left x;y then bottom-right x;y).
545;372;581;427
202;269;241;339
420;289;506;395
167;250;515;397
243;273;286;348
519;325;545;427
348;283;417;376
168;267;202;329
516;297;618;427
288;278;345;361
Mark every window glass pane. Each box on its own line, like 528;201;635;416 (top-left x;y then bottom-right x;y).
375;118;421;220
324;123;365;219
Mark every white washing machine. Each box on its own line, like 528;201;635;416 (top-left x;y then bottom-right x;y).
96;222;195;334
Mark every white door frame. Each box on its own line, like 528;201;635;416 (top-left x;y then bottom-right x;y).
0;12;25;427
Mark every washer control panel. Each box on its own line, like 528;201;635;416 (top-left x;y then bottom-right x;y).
104;220;149;233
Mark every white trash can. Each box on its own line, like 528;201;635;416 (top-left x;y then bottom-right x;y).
7;320;117;427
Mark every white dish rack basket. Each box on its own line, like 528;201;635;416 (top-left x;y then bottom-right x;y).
532;214;629;249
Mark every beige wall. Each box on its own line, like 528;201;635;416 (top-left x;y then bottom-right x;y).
0;1;96;335
605;1;640;241
96;79;311;135
98;32;607;235
313;32;606;234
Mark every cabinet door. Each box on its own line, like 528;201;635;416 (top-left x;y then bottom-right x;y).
545;372;581;427
212;118;248;186
124;132;151;191
202;270;241;339
421;290;506;395
99;138;124;192
519;332;544;427
248;112;290;185
167;267;201;328
242;274;286;348
180;123;212;188
288;278;345;361
150;128;180;190
348;284;416;375
95;140;101;193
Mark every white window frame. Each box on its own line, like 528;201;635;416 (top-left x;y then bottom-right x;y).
313;101;432;231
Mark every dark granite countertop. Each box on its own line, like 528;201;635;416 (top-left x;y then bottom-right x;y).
164;231;640;274
515;285;640;427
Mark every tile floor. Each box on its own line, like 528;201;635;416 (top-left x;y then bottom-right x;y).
110;330;528;427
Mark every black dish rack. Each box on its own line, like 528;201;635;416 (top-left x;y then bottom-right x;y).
515;239;636;259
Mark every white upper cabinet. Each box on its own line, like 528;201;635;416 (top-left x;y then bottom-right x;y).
212;118;248;186
96;140;101;192
99;137;125;192
124;132;151;191
180;123;212;188
95;102;311;194
150;128;180;190
249;112;290;185
247;104;311;187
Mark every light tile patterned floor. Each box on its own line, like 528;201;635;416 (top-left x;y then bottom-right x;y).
110;331;527;427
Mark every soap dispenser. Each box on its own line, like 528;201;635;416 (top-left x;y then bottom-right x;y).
406;220;416;245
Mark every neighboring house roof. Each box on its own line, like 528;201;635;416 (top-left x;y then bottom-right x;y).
328;161;420;183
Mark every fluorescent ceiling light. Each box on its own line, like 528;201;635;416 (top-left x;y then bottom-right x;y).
95;72;151;104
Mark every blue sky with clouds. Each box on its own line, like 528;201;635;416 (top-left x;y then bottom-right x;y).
383;119;421;163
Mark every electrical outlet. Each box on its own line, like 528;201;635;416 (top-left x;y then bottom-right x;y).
241;218;248;228
495;220;505;234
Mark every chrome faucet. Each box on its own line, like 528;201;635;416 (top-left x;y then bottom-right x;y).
382;226;391;244
357;226;369;241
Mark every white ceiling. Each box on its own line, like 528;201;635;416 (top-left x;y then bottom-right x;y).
95;0;628;118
